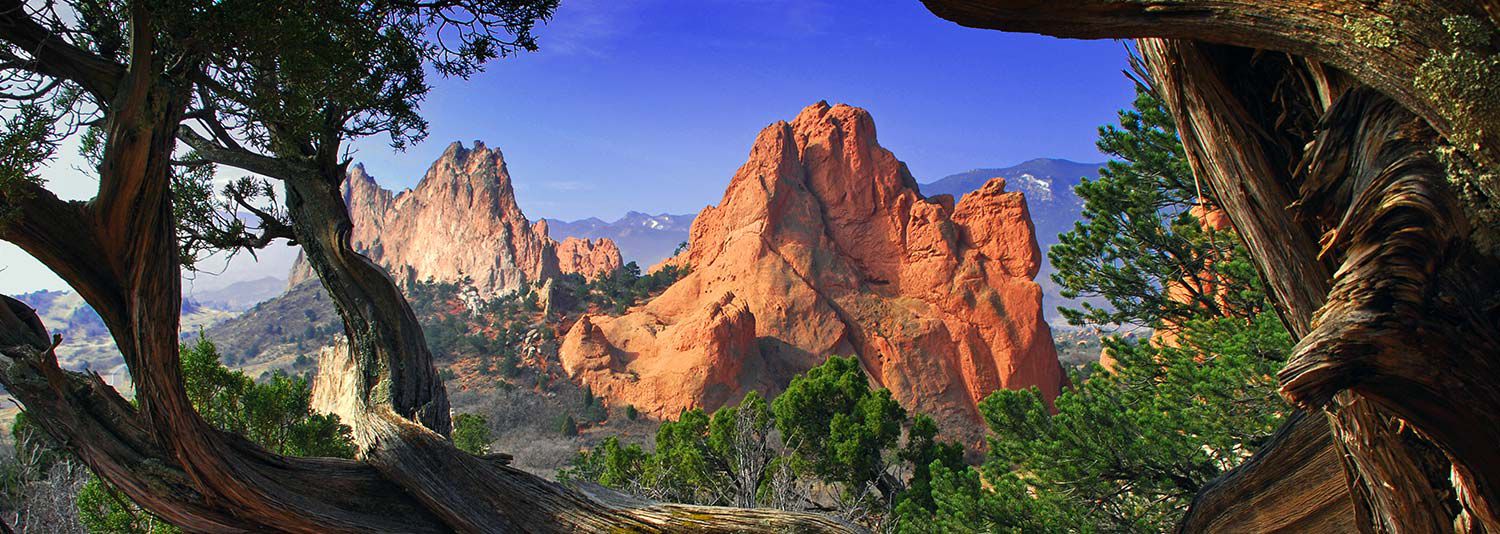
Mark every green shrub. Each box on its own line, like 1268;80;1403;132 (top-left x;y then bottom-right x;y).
452;413;493;455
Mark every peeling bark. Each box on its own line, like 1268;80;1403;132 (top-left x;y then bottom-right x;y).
1283;83;1500;534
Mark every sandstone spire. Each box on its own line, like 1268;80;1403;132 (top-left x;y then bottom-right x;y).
560;103;1064;442
287;141;622;293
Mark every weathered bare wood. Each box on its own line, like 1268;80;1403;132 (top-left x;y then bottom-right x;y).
916;2;1500;531
1137;40;1364;531
0;295;452;533
1178;411;1355;533
0;296;240;531
1284;84;1500;533
1134;35;1500;531
1139;39;1492;532
1140;41;1332;336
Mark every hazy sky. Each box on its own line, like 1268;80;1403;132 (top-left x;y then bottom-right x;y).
0;0;1136;294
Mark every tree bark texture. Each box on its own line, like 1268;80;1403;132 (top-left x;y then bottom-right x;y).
1178;411;1354;532
1145;36;1500;534
920;1;1500;532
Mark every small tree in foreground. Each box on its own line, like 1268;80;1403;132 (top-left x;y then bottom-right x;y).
772;356;906;502
564;357;960;529
452;413;493;455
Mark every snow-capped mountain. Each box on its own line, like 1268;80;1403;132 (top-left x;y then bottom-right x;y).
1011;173;1054;202
922;158;1107;321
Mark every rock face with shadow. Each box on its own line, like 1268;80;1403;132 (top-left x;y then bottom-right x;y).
560;102;1063;442
287;141;621;294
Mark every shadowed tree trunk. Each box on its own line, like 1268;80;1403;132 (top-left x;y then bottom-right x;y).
921;1;1500;531
1139;40;1489;533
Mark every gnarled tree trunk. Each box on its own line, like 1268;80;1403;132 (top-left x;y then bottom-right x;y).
0;3;857;532
921;1;1500;531
1140;40;1489;533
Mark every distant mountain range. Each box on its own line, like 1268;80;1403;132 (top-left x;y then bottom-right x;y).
186;276;288;311
921;158;1107;321
542;211;695;267
13;289;238;390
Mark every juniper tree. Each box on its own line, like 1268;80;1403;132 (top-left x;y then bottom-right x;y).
0;0;845;530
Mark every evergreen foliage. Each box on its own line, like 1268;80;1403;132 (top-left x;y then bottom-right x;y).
771;356;906;498
893;82;1296;533
178;337;355;458
1049;88;1264;328
406;278;538;378
895;313;1291;532
452;413;493;455
554;262;688;316
892;415;965;515
562;358;959;526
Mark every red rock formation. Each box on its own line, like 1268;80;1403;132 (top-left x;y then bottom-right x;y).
555;237;623;280
1152;200;1237;348
559;102;1064;440
562;292;758;411
647;250;689;275
286;141;621;295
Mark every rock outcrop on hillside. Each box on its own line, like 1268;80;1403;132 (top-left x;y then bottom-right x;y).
310;338;361;428
286;141;620;294
560;102;1064;440
555;237;624;280
922;159;1106;320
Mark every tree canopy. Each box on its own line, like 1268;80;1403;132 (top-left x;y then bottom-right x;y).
1050;86;1263;329
564;357;962;529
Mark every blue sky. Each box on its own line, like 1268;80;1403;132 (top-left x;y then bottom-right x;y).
349;0;1134;220
1;0;1136;293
